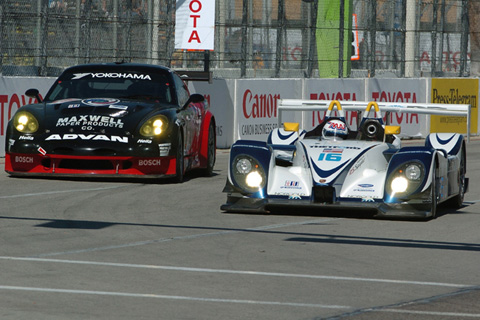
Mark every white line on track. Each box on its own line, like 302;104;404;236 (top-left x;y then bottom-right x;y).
381;308;480;318
0;186;126;199
0;256;471;288
0;285;349;309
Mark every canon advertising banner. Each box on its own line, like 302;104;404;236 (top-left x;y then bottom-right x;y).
0;77;55;157
235;79;303;142
367;78;428;138
303;79;366;131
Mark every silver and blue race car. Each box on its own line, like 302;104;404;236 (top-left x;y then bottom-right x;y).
221;100;470;219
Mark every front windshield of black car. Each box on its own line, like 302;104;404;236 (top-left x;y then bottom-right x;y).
45;69;173;104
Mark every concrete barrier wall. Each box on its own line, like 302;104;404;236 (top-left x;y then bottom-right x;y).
1;76;478;157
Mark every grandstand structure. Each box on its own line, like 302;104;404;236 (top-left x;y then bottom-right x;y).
0;0;475;78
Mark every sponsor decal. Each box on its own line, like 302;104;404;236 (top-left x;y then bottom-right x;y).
38;147;47;155
137;139;152;144
15;156;34;163
109;105;128;110
361;197;375;202
353;184;375;192
72;73;152;80
56;115;124;129
158;143;171;156
323;148;343;153
310;145;361;150
281;180;302;190
82;98;120;107
358;184;374;188
45;134;128;143
19;136;34;140
68;104;81;108
138;159;162;166
349;156;365;175
9;139;15;147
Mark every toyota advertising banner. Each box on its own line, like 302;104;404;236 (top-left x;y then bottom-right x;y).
304;79;366;131
0;77;55;157
175;0;215;50
367;78;428;138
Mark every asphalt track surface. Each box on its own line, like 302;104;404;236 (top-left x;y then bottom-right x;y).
1;140;479;320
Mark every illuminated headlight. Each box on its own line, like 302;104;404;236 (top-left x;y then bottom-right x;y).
246;171;263;188
405;164;422;181
140;115;168;137
391;177;408;193
233;155;266;193
14;111;39;133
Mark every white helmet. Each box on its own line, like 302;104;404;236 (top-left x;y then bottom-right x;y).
322;119;348;140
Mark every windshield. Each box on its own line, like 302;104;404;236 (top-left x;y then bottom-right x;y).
45;69;173;104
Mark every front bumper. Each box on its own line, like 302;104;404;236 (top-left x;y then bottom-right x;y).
5;152;177;178
221;195;434;219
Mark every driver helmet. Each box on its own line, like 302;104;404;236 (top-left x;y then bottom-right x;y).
322;119;349;140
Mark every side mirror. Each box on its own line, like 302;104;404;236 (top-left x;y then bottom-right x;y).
178;93;205;112
25;88;42;103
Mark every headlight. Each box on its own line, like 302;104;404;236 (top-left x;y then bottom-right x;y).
391;177;408;193
232;155;266;193
140;115;168;137
387;161;425;197
14;111;39;133
405;164;422;181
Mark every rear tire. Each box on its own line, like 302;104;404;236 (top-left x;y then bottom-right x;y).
202;123;216;176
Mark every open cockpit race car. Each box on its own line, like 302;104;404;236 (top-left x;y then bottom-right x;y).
221;100;470;219
5;62;216;182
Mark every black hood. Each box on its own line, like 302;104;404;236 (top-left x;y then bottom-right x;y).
38;98;174;135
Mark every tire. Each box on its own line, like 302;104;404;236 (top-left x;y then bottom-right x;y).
174;132;184;183
448;148;466;209
429;164;438;219
202;123;216;176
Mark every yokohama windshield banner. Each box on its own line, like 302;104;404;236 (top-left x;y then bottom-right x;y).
0;77;55;157
175;0;215;50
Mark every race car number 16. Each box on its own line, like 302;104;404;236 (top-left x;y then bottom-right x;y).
318;153;342;161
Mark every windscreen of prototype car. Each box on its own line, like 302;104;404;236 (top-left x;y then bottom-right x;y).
45;69;173;103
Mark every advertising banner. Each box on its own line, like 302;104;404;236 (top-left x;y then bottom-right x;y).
367;78;428;138
430;78;478;134
234;79;303;142
304;79;365;131
188;79;235;149
175;0;215;50
0;77;55;157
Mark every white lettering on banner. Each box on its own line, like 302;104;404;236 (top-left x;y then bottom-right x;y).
242;90;280;119
72;73;152;80
45;134;128;143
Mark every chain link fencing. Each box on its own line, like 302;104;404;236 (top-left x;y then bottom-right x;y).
0;0;475;78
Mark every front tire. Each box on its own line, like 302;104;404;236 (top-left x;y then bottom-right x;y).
174;132;184;183
429;164;438;219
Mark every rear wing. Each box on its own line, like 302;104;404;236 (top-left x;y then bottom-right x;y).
278;99;471;141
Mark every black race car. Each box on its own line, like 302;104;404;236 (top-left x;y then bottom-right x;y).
5;62;216;182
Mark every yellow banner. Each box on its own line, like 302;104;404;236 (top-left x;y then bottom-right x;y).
430;78;478;134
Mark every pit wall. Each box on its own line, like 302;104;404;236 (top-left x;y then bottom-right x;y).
1;77;478;156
